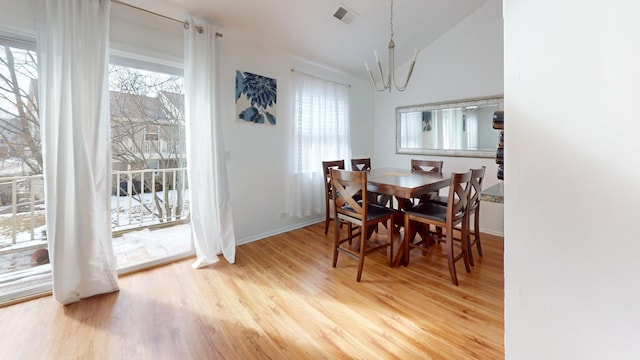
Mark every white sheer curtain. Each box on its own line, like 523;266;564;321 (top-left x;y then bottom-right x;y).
465;112;479;149
435;108;465;149
37;0;118;304
184;19;236;268
288;72;351;218
400;112;423;149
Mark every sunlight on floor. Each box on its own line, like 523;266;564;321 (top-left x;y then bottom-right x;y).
113;224;192;268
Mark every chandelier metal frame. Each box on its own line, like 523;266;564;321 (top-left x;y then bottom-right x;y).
364;0;418;92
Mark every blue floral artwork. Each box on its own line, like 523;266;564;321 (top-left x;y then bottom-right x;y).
235;70;277;125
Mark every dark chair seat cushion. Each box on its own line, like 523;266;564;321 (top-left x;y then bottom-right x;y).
341;203;394;221
405;202;448;222
430;195;448;206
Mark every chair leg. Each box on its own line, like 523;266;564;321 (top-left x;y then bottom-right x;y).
468;232;475;267
445;223;471;285
467;224;475;267
467;212;482;267
460;218;471;273
445;230;458;286
325;201;337;235
348;224;355;248
332;219;340;268
356;232;366;282
417;223;429;255
461;223;471;274
474;211;483;258
434;226;443;243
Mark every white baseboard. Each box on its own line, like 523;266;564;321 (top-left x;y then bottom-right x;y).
236;217;324;246
236;217;504;245
480;227;504;237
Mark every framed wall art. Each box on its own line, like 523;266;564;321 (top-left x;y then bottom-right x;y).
235;70;277;125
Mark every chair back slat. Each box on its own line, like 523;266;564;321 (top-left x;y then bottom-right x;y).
323;160;345;195
449;171;472;223
466;166;486;266
321;160;345;234
411;159;443;174
469;166;486;212
330;168;367;221
350;158;372;171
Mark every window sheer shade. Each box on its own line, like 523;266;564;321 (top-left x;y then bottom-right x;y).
288;72;351;218
401;111;423;149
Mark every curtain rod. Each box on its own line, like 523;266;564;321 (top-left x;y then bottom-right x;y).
112;0;223;37
291;69;351;88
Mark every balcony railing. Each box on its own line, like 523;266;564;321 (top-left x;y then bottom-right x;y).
112;167;190;230
0;168;191;300
0;167;190;254
0;175;45;248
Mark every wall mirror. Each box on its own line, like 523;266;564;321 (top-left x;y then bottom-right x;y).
396;95;503;158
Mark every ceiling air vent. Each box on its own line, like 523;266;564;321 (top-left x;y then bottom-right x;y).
333;5;357;24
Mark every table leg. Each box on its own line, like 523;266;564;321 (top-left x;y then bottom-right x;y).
390;208;409;267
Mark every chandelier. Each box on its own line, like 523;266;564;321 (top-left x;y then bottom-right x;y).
364;0;418;92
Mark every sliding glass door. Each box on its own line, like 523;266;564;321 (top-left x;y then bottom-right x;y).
0;37;192;304
108;59;193;272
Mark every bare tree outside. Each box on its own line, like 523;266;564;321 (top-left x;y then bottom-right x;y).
109;64;188;224
0;40;189;290
0;44;42;176
0;39;188;244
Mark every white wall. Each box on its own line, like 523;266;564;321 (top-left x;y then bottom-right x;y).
110;4;183;66
504;0;640;358
0;1;35;38
217;34;373;242
0;0;374;244
109;5;376;243
373;0;505;235
477;105;499;149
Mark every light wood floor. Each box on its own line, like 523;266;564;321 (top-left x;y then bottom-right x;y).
0;222;504;359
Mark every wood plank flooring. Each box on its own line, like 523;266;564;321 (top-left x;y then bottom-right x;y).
0;222;504;359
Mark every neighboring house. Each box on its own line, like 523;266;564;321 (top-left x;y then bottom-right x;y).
1;75;186;175
0;110;18;160
110;90;185;172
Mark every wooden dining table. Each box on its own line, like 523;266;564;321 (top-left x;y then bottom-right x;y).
366;168;451;266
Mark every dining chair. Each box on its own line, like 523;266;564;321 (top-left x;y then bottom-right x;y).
403;170;472;285
466;166;486;266
411;159;444;204
330;168;395;282
410;159;443;173
322;160;345;234
350;157;371;171
351;157;391;209
428;167;486;266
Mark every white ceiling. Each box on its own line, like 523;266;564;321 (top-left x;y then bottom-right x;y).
128;0;491;79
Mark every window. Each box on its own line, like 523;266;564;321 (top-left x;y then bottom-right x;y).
109;63;185;164
108;60;191;270
0;36;49;301
0;39;41;176
144;127;159;141
0;39;192;302
288;71;351;217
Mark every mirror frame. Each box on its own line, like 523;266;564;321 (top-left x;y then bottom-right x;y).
396;95;503;158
